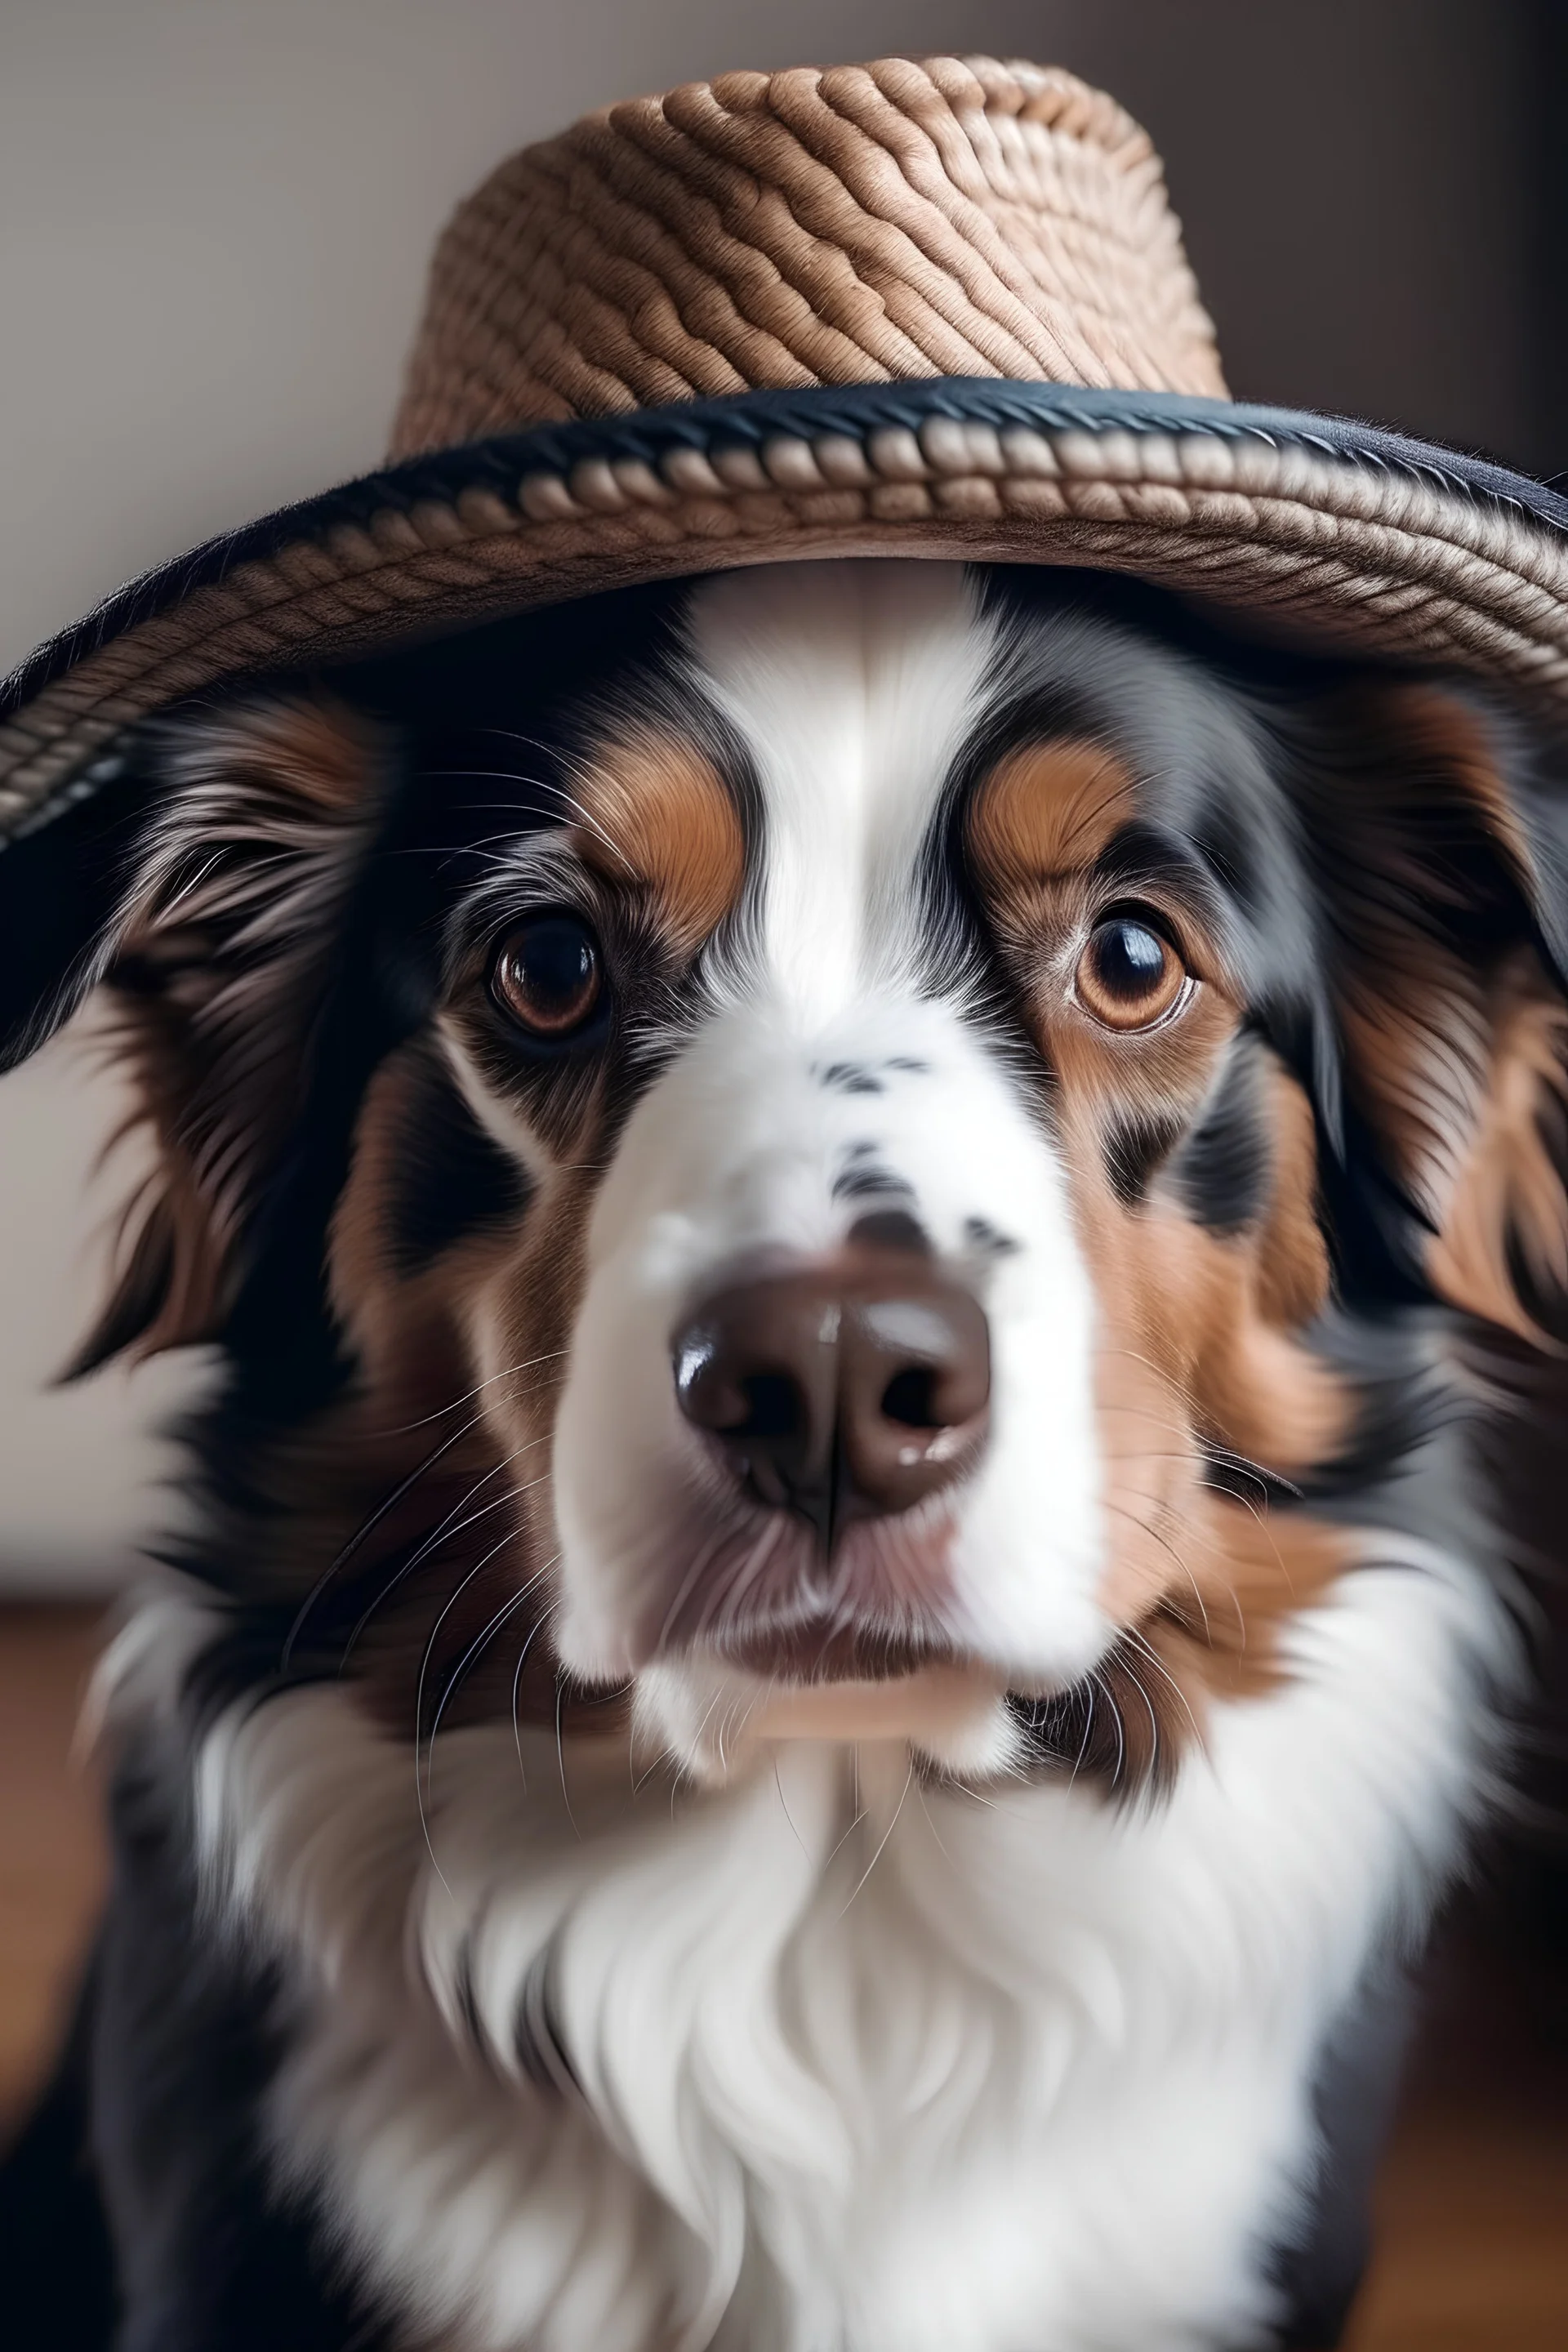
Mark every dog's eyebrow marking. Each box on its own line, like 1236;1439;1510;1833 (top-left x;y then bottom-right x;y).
963;1214;1021;1257
969;737;1138;891
570;728;744;956
886;1056;930;1075
818;1062;884;1095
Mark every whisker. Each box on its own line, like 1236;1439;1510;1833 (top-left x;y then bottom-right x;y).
772;1748;810;1858
416;1527;524;1816
425;1560;557;1766
1116;1659;1161;1782
510;1588;563;1795
435;746;638;874
1071;1669;1098;1786
838;1757;913;1917
338;1446;550;1668
689;1515;787;1649
283;1348;572;1667
1091;1349;1302;1504
1102;1499;1218;1649
377;1350;572;1437
555;1635;580;1833
281;1408;485;1669
1091;1668;1126;1788
1119;1623;1203;1747
656;1512;753;1651
412;1563;514;1902
913;1778;955;1865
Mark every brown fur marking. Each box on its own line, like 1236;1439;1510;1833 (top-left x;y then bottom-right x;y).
1050;1504;1356;1796
1428;973;1568;1342
572;730;744;956
968;739;1138;897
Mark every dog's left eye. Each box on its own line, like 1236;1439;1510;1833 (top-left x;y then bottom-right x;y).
1075;911;1191;1031
491;915;605;1039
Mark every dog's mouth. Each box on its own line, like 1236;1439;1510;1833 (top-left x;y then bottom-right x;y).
703;1618;952;1685
639;1483;964;1673
718;1654;1012;1756
627;1504;1023;1770
573;1475;1049;1775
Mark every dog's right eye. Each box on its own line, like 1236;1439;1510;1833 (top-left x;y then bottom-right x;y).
491;915;605;1040
1074;910;1191;1032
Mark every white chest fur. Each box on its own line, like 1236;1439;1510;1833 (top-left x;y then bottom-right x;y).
168;1549;1504;2352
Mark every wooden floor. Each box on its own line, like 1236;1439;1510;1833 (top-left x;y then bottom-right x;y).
2;1606;1566;2347
0;1610;107;2122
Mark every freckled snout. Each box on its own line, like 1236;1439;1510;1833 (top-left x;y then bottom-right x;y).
672;1245;991;1551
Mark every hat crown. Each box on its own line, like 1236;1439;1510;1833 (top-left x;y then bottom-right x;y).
390;53;1225;459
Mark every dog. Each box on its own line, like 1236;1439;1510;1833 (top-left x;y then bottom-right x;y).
4;554;1563;2350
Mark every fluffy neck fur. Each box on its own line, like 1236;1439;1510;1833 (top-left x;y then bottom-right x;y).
107;1543;1508;2352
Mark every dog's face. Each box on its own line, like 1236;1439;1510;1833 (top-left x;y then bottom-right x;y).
51;561;1568;1788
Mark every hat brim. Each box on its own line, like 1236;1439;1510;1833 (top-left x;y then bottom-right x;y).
5;377;1568;844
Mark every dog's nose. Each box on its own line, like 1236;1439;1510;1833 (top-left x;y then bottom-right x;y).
672;1250;991;1548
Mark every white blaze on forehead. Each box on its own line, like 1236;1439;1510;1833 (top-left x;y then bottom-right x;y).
684;562;999;1017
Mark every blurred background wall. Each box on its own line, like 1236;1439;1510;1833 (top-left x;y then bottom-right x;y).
0;0;1562;1588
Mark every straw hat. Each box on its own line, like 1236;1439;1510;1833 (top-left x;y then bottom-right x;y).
5;51;1568;845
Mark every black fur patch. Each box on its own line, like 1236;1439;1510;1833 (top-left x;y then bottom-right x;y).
84;1739;390;2350
1199;1451;1301;1510
385;1049;531;1272
0;1967;118;2350
1267;1956;1417;2347
1168;1042;1272;1234
1103;1113;1185;1206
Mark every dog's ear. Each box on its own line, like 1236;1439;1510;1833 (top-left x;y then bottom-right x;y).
1298;680;1568;1343
0;762;162;1076
47;694;392;1371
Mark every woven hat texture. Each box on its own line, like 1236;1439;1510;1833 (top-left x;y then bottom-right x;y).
392;56;1224;453
4;51;1568;856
